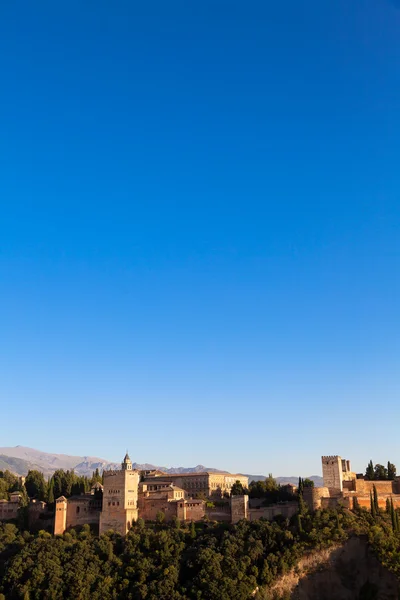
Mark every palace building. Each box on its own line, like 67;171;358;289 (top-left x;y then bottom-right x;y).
53;453;249;535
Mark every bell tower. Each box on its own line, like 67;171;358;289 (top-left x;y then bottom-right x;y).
122;452;132;470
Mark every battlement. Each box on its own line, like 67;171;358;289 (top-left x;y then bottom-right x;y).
322;456;340;462
103;468;140;478
103;470;120;477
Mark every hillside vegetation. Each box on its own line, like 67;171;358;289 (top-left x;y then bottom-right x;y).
0;506;399;600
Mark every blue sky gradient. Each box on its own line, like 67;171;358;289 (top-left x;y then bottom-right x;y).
1;0;399;476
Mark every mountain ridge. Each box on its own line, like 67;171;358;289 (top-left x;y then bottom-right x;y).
0;446;323;486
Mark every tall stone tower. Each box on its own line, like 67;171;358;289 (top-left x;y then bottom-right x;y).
99;453;140;535
322;455;344;493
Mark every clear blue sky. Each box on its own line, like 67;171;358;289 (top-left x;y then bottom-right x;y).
1;0;399;477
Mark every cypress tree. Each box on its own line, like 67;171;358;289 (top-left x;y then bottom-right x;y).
390;498;396;531
298;477;303;495
298;491;307;516
366;460;375;481
190;521;196;539
373;484;379;514
386;497;391;514
370;492;376;518
297;514;303;533
388;461;397;481
47;479;54;504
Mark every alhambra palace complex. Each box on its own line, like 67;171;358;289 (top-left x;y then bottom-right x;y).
2;454;400;535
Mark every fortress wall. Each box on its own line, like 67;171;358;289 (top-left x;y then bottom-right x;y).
66;499;101;530
303;487;330;511
0;500;19;521
355;480;395;495
185;501;205;521
206;506;231;522
231;495;249;523
139;498;178;521
249;502;298;522
320;496;351;510
355;495;400;510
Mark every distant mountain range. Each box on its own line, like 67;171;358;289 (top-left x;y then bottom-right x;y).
0;446;323;487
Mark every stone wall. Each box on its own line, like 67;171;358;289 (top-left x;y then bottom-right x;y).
355;479;398;495
303;487;330;511
185;500;205;521
249;502;298;522
28;500;51;532
66;496;101;530
231;495;249;523
206;505;231;522
0;499;19;521
143;472;249;499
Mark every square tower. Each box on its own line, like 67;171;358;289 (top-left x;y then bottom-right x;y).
99;454;140;535
321;455;343;493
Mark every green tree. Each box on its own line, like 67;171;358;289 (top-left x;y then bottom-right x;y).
370;491;376;518
303;478;314;488
386;497;391;514
390;498;398;532
373;484;379;514
374;464;388;480
265;474;278;493
296;514;303;533
298;492;307;516
47;479;55;504
24;470;47;501
190;520;196;539
387;462;397;481
155;511;165;524
231;480;246;496
365;460;375;481
298;477;303;495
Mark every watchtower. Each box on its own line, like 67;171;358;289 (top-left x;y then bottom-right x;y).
99;453;140;535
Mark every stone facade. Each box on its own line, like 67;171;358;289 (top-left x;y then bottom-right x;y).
54;492;102;535
231;494;249;523
99;454;140;536
142;472;249;498
138;481;205;522
249;501;298;522
0;493;21;521
304;455;400;513
52;455;253;534
321;455;356;494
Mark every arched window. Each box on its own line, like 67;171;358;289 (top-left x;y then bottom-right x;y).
76;506;80;514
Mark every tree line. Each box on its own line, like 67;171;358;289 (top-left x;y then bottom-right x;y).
0;507;354;600
231;474;311;505
365;460;396;481
0;468;103;505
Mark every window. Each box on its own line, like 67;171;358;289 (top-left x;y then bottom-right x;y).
76;506;80;514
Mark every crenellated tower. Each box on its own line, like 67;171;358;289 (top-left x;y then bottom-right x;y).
321;455;355;494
